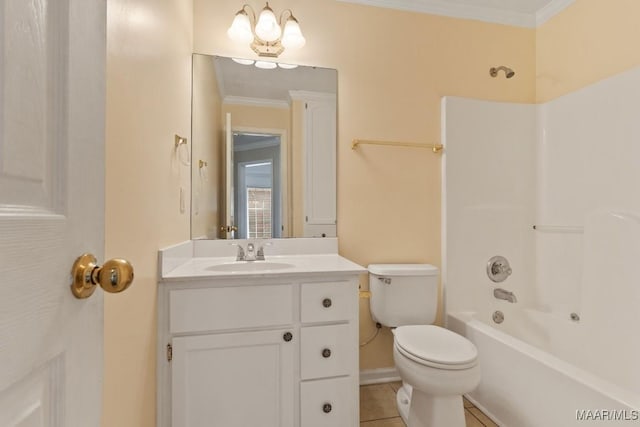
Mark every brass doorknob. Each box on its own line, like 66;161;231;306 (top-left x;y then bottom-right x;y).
71;254;134;299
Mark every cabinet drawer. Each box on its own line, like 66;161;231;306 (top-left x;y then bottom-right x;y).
300;282;355;323
300;324;351;380
169;285;293;333
300;377;353;427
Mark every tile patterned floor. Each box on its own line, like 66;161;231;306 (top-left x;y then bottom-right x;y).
360;382;498;427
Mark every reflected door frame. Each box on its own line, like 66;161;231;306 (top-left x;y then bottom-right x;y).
233;126;289;237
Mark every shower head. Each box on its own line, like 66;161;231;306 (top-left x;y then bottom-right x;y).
490;66;515;79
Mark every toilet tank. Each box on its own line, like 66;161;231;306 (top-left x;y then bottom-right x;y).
368;264;439;327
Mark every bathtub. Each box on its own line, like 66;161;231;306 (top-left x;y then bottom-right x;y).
447;310;640;427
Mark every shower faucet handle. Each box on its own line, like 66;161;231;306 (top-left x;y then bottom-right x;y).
493;263;512;276
487;256;512;282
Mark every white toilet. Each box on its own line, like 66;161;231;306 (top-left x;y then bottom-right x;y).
369;264;480;427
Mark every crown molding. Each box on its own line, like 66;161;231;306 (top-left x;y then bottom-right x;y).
337;0;575;28
536;0;574;26
223;96;290;109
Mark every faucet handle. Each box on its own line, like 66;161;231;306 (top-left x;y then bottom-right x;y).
256;242;272;261
229;242;245;261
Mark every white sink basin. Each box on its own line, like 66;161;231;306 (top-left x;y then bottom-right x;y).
205;261;295;272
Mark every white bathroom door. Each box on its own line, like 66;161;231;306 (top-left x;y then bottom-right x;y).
0;1;106;426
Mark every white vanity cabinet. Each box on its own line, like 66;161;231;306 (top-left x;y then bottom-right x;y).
157;274;360;427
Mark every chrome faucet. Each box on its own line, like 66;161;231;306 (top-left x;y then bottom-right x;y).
234;241;268;262
494;288;517;303
245;243;256;261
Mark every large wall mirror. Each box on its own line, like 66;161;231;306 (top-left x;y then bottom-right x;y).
191;54;337;240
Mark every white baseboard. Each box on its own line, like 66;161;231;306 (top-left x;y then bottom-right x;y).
359;367;401;385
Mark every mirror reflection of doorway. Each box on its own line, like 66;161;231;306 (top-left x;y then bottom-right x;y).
233;132;282;239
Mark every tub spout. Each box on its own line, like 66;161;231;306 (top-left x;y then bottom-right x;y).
494;288;517;303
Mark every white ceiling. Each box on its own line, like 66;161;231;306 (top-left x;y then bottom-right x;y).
337;0;575;27
214;56;337;104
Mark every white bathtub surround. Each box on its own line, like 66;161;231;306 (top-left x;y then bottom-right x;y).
443;65;640;426
157;238;365;427
442;98;537;316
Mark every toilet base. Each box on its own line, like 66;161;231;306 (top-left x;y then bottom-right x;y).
405;387;465;427
396;384;411;424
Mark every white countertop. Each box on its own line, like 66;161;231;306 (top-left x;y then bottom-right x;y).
161;254;365;281
158;239;366;280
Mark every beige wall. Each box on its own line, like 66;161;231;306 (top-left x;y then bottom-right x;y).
192;54;222;239
223;103;290;130
536;0;640;102
103;0;193;426
194;0;535;370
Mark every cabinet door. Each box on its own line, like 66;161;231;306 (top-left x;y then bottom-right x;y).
304;98;337;237
172;330;295;427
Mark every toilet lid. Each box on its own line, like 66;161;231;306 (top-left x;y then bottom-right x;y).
394;325;478;369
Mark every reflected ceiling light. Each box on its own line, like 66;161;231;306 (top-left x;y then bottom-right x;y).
227;2;306;58
232;58;255;65
230;57;299;70
254;60;277;69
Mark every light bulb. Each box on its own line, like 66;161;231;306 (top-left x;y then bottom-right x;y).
232;58;255;66
281;17;305;50
255;3;281;42
227;11;253;43
277;63;298;69
255;60;277;70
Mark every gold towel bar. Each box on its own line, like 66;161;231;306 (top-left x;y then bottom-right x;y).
351;139;443;153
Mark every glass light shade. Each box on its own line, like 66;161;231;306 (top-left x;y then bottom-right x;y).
277;63;298;69
232;58;255;65
227;12;253;43
255;60;277;69
255;6;281;42
281;18;305;49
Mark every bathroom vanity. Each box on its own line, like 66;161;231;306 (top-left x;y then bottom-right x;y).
157;238;365;427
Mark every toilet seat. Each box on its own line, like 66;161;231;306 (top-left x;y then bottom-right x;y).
394;325;478;370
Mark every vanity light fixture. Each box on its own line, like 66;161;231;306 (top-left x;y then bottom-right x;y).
227;2;306;58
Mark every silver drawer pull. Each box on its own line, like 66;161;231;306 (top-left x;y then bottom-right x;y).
322;348;331;358
323;403;332;413
322;298;332;308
